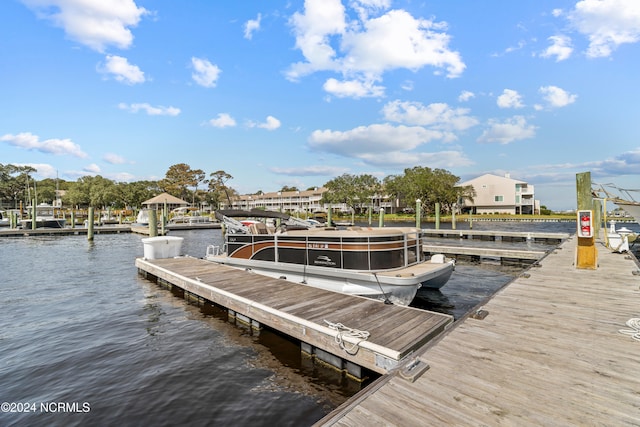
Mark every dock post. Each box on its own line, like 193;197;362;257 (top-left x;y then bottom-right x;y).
87;207;94;240
149;210;158;237
576;172;596;269
416;199;421;229
368;206;372;226
435;203;441;230
71;211;76;228
452;203;457;230
379;208;385;227
327;206;332;226
31;199;36;230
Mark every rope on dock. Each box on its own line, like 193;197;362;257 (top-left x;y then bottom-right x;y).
324;320;371;355
619;318;640;341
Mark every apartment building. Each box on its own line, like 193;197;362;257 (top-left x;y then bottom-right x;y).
224;187;394;214
458;173;538;214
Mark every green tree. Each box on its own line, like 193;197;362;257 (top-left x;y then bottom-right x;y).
207;170;236;209
0;164;36;208
322;173;381;213
64;175;118;208
384;167;471;214
159;163;200;201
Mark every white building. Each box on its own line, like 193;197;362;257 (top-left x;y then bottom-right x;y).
458;173;539;215
223;188;394;214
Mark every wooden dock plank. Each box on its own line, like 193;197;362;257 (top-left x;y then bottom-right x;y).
318;236;640;426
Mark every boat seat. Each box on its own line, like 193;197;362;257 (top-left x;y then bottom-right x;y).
249;222;270;235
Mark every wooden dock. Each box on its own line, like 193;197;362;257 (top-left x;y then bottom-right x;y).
421;229;569;244
0;225;131;237
317;235;640;425
135;257;453;376
422;244;548;263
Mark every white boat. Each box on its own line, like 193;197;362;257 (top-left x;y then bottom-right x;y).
168;208;213;224
21;203;66;228
0;210;9;227
205;209;455;306
136;209;150;225
596;184;640;227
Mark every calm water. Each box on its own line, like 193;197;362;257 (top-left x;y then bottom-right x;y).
1;220;637;426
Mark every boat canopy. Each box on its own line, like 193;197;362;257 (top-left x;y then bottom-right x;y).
215;209;291;220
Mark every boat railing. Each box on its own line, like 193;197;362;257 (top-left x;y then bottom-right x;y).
238;229;424;269
206;245;222;256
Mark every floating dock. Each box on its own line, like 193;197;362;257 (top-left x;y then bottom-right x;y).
0;225;131;237
317;235;640;425
135;257;453;377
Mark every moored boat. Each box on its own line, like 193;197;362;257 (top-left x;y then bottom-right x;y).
205;209;455;305
21;203;66;229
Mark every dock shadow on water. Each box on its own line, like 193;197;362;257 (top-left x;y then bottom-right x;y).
411;263;520;319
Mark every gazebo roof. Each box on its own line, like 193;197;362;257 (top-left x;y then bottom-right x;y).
142;193;189;206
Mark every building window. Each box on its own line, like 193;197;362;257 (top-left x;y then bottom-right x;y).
516;195;520;203
495;195;504;202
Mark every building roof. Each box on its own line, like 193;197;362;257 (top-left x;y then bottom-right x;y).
142;193;189;206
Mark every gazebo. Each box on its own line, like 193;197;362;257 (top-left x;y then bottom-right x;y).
141;193;189;211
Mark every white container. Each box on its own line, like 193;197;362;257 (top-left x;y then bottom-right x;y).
141;236;184;259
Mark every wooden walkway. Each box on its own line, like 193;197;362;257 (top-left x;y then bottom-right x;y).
318;235;640;425
135;257;453;375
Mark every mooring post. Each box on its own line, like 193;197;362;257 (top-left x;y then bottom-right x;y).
31;199;36;230
87;207;94;240
379;207;385;227
435;202;441;230
327;206;332;227
415;199;421;229
368;206;372;226
576;171;596;269
452;203;457;230
149;209;158;237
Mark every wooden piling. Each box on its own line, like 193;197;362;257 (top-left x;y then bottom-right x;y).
87;207;94;240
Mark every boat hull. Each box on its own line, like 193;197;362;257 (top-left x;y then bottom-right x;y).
205;253;454;306
613;201;640;227
21;218;66;229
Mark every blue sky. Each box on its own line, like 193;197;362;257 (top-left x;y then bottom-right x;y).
1;0;639;210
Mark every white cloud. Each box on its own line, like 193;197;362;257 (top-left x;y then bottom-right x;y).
323;77;384;98
477;116;537;145
458;90;475;102
191;57;221;88
207;113;237;128
118;102;180;116
382;100;478;134
21;0;148;52
84;163;101;173
14;163;58;179
99;55;145;84
358;150;473;168
568;0;640;58
270;165;350;176
103;153;127;164
287;1;464;98
497;89;524;109
244;13;261;39
308;122;473;168
541;35;573;61
539;85;577;108
1;132;88;158
257;116;281;130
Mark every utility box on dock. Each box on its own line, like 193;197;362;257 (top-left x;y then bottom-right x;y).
576;210;597;269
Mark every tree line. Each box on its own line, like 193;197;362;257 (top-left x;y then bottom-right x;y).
0;163;474;215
